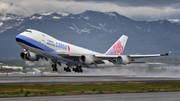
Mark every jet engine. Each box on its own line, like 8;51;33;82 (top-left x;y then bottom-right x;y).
79;55;94;65
116;56;130;65
20;52;39;61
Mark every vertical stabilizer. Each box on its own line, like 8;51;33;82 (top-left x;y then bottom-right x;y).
105;35;128;55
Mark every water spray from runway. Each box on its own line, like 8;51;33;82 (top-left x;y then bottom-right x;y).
81;63;180;77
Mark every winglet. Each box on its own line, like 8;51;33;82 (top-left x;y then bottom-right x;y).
160;53;169;56
105;35;128;55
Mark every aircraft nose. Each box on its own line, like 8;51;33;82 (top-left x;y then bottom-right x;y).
15;34;22;42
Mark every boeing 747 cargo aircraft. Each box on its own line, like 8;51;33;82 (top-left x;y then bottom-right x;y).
16;29;168;73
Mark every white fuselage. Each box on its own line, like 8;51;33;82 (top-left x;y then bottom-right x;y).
16;29;116;68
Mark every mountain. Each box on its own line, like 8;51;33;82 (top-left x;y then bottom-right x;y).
0;10;180;59
168;19;180;24
0;14;22;21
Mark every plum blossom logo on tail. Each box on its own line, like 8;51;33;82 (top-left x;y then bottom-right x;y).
113;41;123;55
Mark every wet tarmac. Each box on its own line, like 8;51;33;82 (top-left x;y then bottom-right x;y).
1;92;180;101
0;73;180;84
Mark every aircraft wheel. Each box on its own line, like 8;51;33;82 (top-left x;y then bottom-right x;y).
52;64;57;72
75;68;78;73
66;68;69;72
54;64;57;68
69;69;71;72
55;68;58;71
80;69;83;73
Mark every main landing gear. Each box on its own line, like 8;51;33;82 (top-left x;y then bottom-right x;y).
64;67;71;72
51;61;83;73
64;63;71;72
64;64;83;73
52;64;58;72
73;66;83;73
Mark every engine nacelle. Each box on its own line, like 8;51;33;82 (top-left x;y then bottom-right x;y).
79;55;94;65
20;52;27;60
20;52;39;61
116;56;130;65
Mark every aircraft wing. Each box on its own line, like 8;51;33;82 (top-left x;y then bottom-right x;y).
58;52;105;65
58;52;168;65
95;54;119;60
95;53;168;59
128;53;169;58
95;53;168;64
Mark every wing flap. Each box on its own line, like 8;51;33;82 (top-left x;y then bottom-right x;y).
95;54;119;60
95;54;119;64
58;52;81;60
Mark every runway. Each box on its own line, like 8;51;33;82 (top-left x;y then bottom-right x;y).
0;74;180;100
1;92;180;101
0;73;180;84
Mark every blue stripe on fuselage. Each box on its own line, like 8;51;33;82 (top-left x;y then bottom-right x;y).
16;35;56;53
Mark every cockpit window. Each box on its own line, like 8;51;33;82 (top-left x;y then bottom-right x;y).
25;30;32;33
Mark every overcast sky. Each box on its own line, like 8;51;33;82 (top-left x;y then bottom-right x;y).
0;0;180;20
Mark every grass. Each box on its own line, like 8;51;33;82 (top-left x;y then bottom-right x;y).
0;81;180;97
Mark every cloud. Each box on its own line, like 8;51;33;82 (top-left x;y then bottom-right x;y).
0;0;180;20
118;6;180;20
0;1;27;15
0;2;11;14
